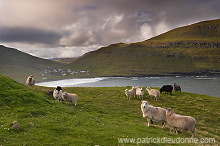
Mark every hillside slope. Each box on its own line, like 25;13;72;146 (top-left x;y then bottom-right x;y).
0;75;52;107
0;45;63;83
64;19;220;77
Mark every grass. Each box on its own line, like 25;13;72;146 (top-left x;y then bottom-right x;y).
0;75;219;145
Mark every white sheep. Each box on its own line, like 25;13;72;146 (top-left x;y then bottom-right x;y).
62;92;78;105
125;87;136;99
141;101;166;128
166;108;196;138
136;87;144;99
146;87;160;101
53;86;63;102
26;75;35;86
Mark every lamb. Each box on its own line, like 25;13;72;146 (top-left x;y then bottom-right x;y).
26;75;35;86
166;108;196;138
62;92;78;105
53;86;63;102
146;87;160;101
174;83;181;92
125;87;136;99
141;101;166;128
136;87;144;99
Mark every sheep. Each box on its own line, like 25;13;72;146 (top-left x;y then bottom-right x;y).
136;87;144;99
146;87;160;101
166;108;196;138
26;75;35;86
125;87;136;99
53;86;63;102
160;85;173;95
141;101;166;128
62;92;78;105
174;83;181;92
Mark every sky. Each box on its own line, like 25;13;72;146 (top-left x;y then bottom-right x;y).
0;0;220;59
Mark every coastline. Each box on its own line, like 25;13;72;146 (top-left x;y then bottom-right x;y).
36;70;220;83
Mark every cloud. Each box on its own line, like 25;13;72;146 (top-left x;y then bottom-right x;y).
22;46;101;59
0;26;61;45
0;0;220;58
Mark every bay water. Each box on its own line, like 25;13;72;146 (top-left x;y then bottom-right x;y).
36;76;220;97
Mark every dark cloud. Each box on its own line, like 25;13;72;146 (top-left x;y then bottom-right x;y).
0;0;220;58
0;26;61;45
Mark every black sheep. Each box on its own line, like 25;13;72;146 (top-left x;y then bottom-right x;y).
160;85;173;95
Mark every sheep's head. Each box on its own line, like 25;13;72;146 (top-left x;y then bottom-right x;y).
62;92;67;99
146;87;151;91
56;86;62;91
125;89;128;92
166;108;174;116
141;100;149;108
132;87;137;90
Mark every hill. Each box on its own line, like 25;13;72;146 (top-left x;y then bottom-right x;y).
64;19;220;77
51;57;80;64
0;45;63;83
0;75;219;145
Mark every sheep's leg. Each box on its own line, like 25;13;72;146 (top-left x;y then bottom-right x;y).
169;126;173;132
147;118;150;127
162;122;166;128
174;127;178;134
191;129;196;138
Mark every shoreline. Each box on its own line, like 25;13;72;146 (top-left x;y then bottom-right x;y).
36;71;220;83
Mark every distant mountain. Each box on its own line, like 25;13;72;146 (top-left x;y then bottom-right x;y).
50;57;80;64
64;19;220;77
0;45;63;83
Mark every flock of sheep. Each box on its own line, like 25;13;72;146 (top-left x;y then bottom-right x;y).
26;75;195;138
125;85;196;138
125;84;180;101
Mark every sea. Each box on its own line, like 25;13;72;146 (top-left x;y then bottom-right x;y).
36;76;220;98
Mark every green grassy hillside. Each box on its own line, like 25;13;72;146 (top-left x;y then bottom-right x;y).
144;19;220;43
0;45;63;83
0;75;219;145
65;19;220;77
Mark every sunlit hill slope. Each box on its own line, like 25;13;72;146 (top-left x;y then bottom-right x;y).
64;19;220;77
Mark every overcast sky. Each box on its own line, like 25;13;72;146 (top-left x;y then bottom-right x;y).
0;0;220;59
